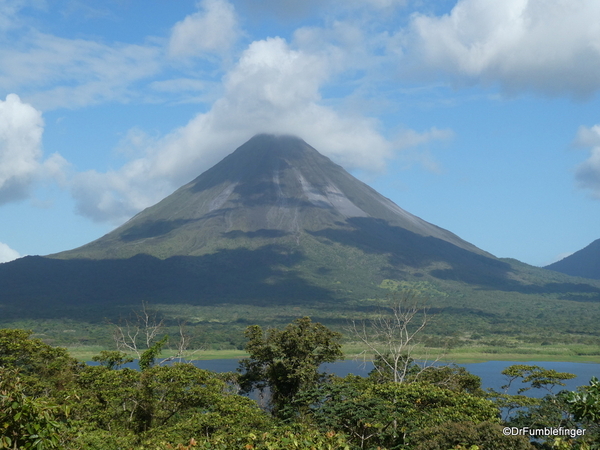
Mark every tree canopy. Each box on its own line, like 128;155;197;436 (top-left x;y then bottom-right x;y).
0;323;598;449
238;316;343;415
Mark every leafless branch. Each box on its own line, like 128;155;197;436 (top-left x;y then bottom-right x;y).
158;320;202;365
112;301;164;359
349;290;440;383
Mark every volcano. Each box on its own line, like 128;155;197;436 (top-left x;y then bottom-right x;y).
2;134;575;308
53;134;487;260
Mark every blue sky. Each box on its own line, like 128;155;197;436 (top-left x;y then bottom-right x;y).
1;0;600;267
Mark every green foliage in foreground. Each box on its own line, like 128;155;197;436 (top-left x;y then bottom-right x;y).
1;326;599;450
0;368;65;450
238;316;343;416
565;377;600;425
290;376;502;449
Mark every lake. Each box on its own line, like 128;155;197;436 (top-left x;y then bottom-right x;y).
190;359;599;396
90;358;599;395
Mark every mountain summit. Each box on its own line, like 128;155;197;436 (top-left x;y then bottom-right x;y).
53;134;487;260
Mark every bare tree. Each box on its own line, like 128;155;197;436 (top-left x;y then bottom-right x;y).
166;320;202;363
112;302;198;364
113;301;165;359
349;290;438;383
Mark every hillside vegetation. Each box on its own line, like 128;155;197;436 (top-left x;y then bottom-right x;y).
2;261;600;358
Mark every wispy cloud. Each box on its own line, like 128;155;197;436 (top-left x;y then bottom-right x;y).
168;0;240;59
0;32;162;110
0;1;243;111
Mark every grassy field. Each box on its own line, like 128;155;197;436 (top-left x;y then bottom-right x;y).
66;343;600;364
66;346;248;362
344;343;600;364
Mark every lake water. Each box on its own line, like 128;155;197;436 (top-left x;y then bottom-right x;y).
459;360;599;396
91;358;599;395
189;359;599;396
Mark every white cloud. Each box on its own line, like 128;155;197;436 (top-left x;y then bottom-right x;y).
0;93;45;203
168;0;239;59
402;0;600;97
574;124;600;148
575;125;600;199
0;93;67;204
224;37;327;111
0;241;20;263
70;36;403;223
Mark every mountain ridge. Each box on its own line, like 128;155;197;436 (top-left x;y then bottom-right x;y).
545;238;600;280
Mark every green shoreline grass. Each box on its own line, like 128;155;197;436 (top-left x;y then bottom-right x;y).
66;344;600;364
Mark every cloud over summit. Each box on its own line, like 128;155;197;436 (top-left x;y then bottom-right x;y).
69;35;401;223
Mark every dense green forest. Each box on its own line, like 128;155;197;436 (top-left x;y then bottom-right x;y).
1;303;599;450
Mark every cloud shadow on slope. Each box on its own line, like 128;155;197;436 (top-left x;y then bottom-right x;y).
0;245;337;317
120;219;198;242
309;217;600;298
309;217;513;282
